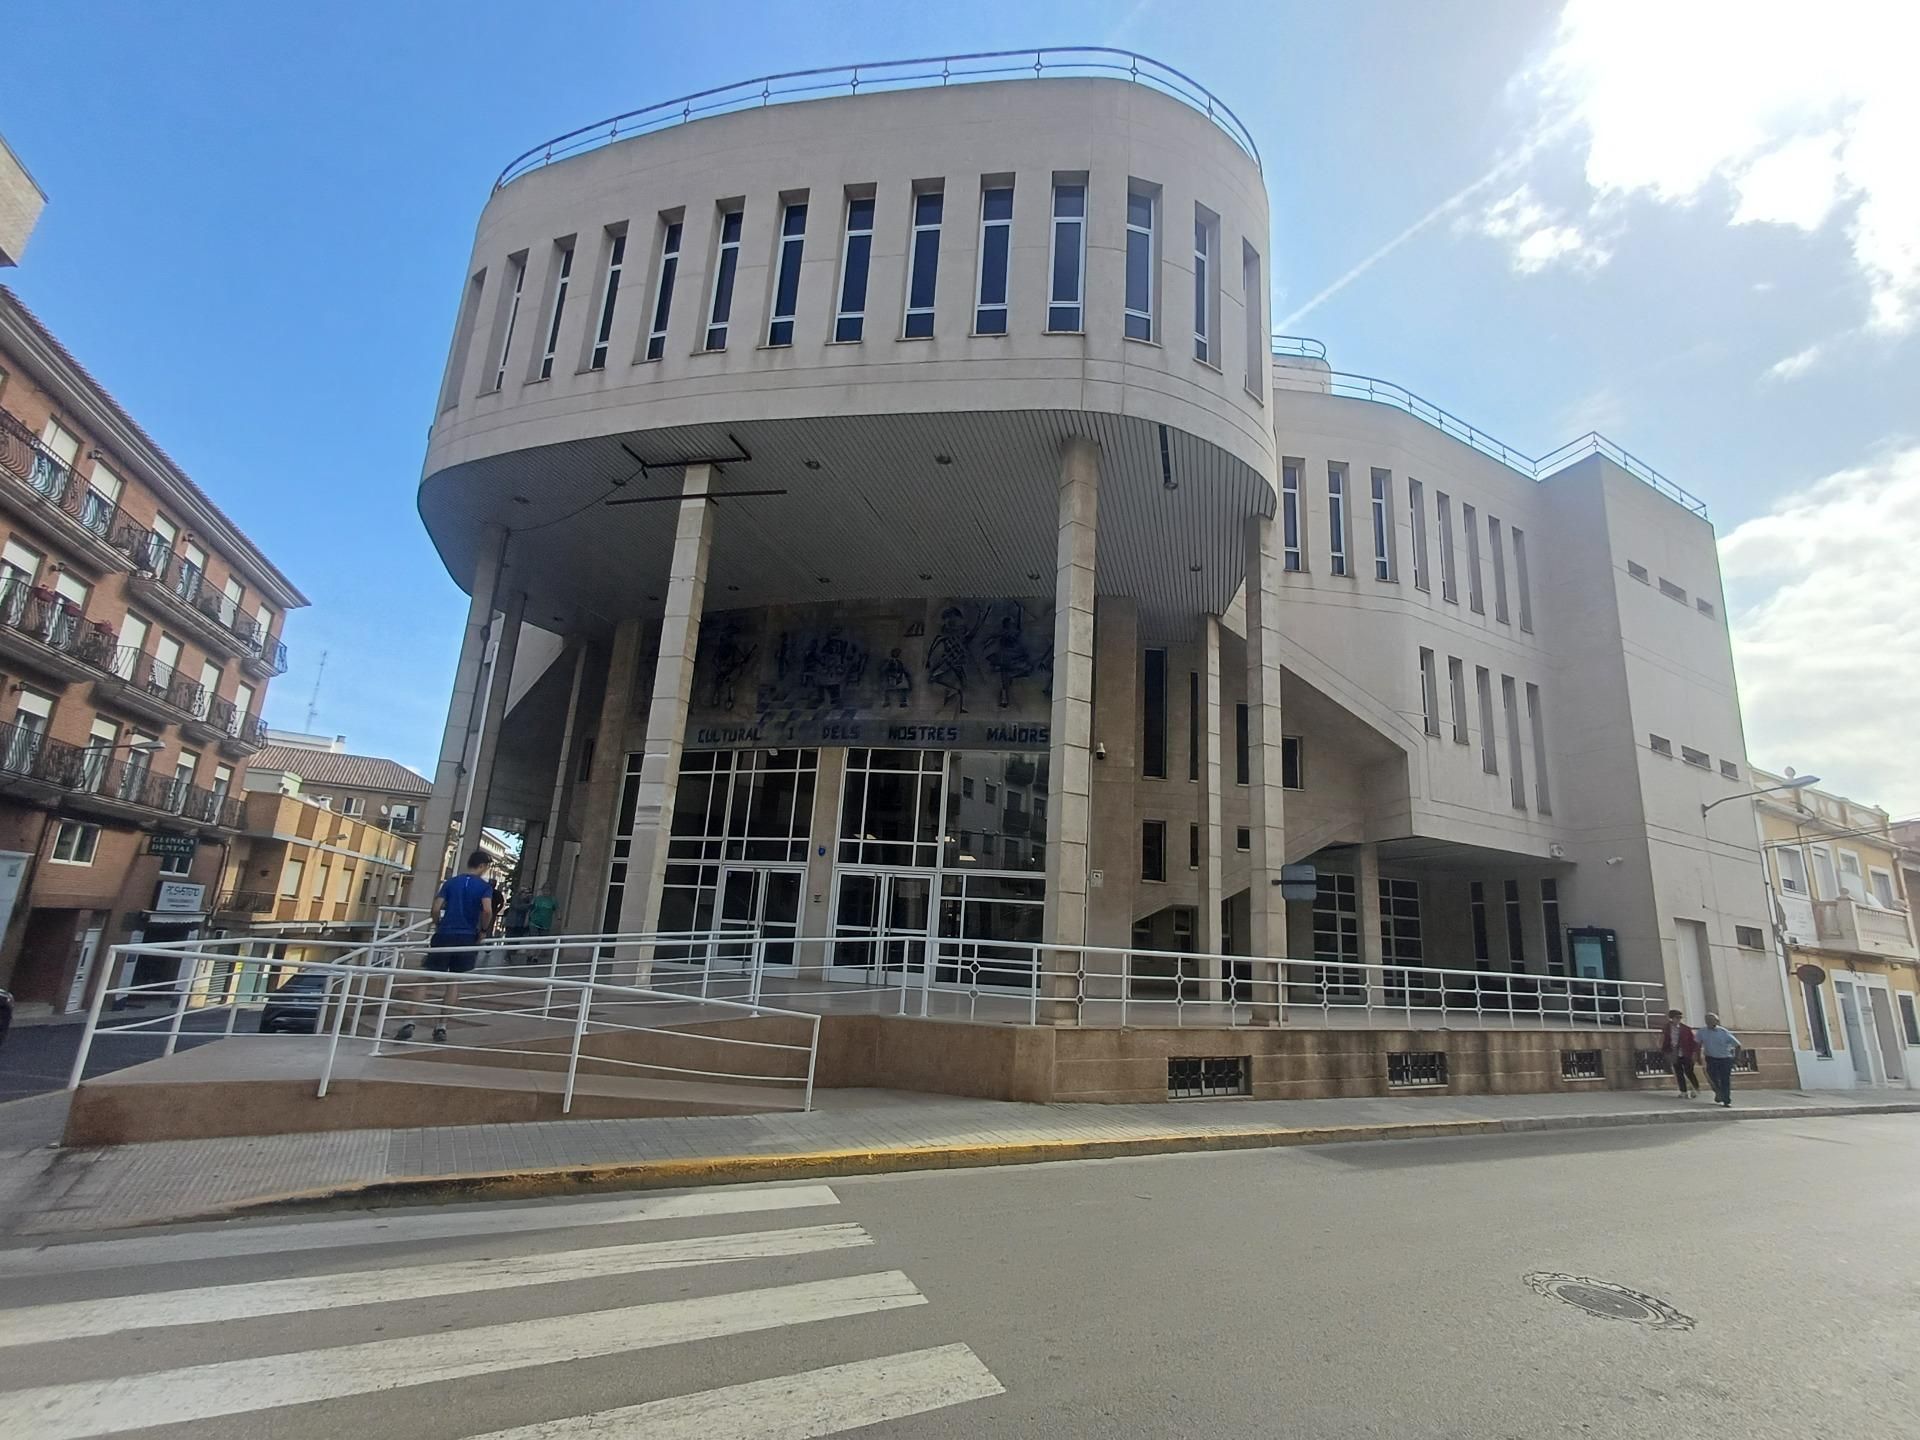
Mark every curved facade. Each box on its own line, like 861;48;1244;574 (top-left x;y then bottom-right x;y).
413;63;1790;1063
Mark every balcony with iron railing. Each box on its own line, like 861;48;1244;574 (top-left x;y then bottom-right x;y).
207;694;269;757
214;888;278;916
0;716;246;830
90;646;206;729
1812;895;1918;962
0;575;120;683
126;546;248;660
0;406;156;574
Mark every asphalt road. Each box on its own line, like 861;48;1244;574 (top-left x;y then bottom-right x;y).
0;1010;237;1101
0;1115;1914;1438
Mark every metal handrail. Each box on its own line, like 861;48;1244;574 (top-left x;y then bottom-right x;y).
1272;349;1710;517
0;576;119;671
497;47;1260;188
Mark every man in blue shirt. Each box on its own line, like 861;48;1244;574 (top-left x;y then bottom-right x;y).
394;849;495;1045
1697;1013;1743;1107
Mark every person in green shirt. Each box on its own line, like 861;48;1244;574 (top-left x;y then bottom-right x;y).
527;887;557;936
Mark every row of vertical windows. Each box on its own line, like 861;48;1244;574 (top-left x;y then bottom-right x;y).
471;180;1262;387
1470;877;1565;975
1284;465;1534;633
1419;650;1551;814
1143;651;1299;788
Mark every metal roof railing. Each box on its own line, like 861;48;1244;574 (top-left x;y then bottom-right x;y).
497;48;1260;189
1272;338;1708;518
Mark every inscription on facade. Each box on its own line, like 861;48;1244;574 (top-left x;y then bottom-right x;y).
686;597;1053;751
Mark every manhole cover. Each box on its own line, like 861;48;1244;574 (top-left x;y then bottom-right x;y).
1524;1273;1694;1330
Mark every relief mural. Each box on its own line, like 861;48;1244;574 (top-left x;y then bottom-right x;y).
686;598;1054;750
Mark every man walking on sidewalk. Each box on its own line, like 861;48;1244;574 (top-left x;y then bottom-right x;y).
1661;1009;1701;1097
1698;1013;1742;1107
394;849;495;1045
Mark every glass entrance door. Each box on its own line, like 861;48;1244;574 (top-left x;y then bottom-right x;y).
716;865;806;972
828;872;932;982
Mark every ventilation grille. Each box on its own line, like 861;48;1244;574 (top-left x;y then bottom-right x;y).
1561;1049;1605;1080
1387;1051;1448;1088
1168;1056;1250;1099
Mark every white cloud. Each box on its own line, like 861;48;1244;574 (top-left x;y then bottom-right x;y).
1763;342;1827;382
1525;0;1920;333
1473;185;1610;275
1721;443;1920;813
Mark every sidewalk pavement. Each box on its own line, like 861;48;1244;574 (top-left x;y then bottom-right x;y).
3;1084;1916;1238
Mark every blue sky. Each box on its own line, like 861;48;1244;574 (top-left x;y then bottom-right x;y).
5;2;1915;809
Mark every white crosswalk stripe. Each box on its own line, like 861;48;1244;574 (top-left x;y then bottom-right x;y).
467;1344;1006;1439
0;1222;873;1347
0;1182;842;1277
0;1181;1007;1438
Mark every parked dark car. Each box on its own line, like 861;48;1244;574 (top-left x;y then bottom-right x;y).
258;972;327;1034
0;987;11;1050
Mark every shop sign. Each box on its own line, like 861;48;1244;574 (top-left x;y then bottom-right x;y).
146;833;199;859
153;881;207;914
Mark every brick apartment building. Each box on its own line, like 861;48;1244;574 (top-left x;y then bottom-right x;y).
0;285;306;1012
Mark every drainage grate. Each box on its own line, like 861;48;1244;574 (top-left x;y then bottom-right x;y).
1168;1056;1250;1099
1387;1050;1448;1088
1635;1049;1670;1078
1525;1273;1694;1330
1735;1047;1759;1074
1560;1048;1605;1080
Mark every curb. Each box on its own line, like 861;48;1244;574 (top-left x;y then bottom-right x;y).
217;1098;1920;1220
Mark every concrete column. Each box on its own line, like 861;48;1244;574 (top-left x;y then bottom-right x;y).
410;524;507;908
1042;436;1099;1019
1085;595;1137;956
1198;615;1226;987
568;621;644;931
1243;513;1288;1023
1357;840;1388;1011
459;585;527;851
534;643;589;891
615;463;715;974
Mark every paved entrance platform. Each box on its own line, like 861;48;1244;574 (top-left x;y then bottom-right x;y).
3;1085;1915;1237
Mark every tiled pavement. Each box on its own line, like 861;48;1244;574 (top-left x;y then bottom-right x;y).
3;1084;1915;1237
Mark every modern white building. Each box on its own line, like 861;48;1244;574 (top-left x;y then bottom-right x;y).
408;52;1790;1099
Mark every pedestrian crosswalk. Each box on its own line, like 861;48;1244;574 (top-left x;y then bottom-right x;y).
0;1183;1006;1439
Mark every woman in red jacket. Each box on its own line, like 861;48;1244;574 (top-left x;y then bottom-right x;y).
1660;1009;1701;1097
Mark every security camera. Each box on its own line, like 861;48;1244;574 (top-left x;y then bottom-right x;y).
1605;856;1625;866
1094;742;1107;760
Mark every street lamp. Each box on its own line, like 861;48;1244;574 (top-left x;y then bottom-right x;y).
1702;773;1820;816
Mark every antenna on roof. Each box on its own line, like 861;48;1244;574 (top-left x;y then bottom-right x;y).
305;649;328;731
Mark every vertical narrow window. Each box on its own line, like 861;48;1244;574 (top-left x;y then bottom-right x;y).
975;184;1014;334
1234;703;1250;785
1418;648;1441;736
834;194;875;342
1193;208;1216;362
1501;676;1525;807
903;190;942;338
1503;879;1526;969
1124;186;1155;341
767;199;808;347
1475;666;1498;774
1512;527;1533;632
1370;469;1394;580
1435;491;1457;602
539;241;574;380
441;268;485;410
1489;515;1510;623
1803;975;1833;1057
1242;241;1263;394
1187;671;1200;781
1541;878;1564;975
1470;881;1490;965
492;253;526;391
1143;649;1169;779
1189;823;1201;869
1327;465;1349;576
645;219;682;361
1462;502;1484;613
1447;657;1469;744
1526;682;1550;814
1282;735;1304;789
1408;480;1430;592
589;231;625;370
1141;820;1167;882
1048;180;1086;332
1281;461;1303;571
705;206;743;351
